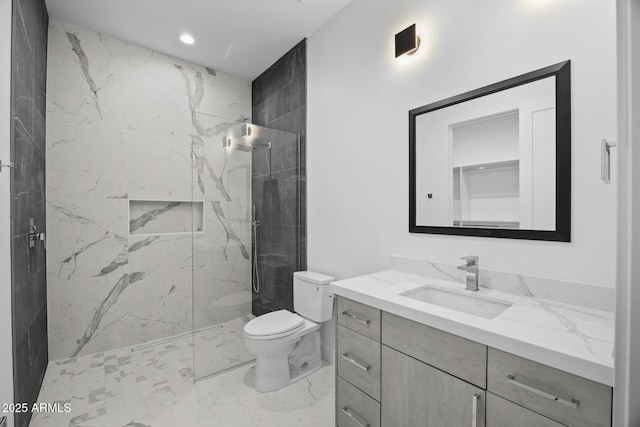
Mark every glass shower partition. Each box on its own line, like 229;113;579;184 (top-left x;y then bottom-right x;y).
191;115;302;381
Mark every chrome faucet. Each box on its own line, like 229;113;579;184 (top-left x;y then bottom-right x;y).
457;256;479;291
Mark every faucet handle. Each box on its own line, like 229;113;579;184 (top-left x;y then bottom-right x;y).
460;255;478;265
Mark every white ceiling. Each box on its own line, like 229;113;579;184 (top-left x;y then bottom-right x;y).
44;0;353;80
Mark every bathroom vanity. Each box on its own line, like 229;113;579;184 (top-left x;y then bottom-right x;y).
332;269;614;427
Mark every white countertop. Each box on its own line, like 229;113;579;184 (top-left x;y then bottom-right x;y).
331;270;615;386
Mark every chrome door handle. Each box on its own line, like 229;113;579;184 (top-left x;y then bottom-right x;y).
341;406;370;427
341;353;371;372
471;393;480;427
341;310;371;325
0;160;14;172
601;139;617;184
506;375;580;409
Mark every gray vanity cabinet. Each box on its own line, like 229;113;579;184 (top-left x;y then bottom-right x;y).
486;393;565;427
334;296;612;427
380;311;487;427
337;377;381;427
336;297;382;427
338;297;381;341
487;348;612;427
381;345;486;427
381;312;487;388
337;325;381;400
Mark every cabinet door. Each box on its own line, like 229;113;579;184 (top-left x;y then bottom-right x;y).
381;345;485;427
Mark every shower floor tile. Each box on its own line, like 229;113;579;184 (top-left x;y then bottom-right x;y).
193;315;256;379
30;321;334;427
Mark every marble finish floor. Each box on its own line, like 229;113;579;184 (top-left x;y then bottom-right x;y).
191;315;255;379
31;324;334;427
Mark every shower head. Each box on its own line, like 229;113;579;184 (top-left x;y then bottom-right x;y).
222;136;253;151
223;123;272;151
222;137;271;151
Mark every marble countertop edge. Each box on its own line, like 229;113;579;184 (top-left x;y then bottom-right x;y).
330;270;615;387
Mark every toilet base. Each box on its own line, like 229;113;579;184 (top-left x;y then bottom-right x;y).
254;354;291;392
289;359;322;384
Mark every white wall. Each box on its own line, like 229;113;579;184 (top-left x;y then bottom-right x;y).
0;0;14;424
307;0;617;287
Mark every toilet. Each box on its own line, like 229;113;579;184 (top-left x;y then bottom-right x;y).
243;271;334;392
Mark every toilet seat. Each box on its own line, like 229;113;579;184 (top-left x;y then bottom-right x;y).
244;310;305;341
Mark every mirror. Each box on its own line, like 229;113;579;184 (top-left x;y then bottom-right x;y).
409;61;571;241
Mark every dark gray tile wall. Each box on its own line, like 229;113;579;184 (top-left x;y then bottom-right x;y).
10;0;49;426
251;40;306;316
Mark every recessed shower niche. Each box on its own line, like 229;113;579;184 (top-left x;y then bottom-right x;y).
129;200;204;235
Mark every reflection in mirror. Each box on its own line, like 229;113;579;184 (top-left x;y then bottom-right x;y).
409;61;570;241
452;113;521;228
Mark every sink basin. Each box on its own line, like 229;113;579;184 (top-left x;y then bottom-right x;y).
400;285;513;319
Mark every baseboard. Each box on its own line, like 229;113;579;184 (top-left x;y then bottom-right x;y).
321;342;335;365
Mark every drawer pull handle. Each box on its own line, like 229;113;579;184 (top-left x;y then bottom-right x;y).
341;352;371;372
342;406;370;427
506;375;580;409
342;310;371;325
471;393;480;427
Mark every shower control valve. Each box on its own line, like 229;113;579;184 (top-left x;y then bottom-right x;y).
27;218;46;249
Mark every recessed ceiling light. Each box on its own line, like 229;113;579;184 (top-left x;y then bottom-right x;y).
180;34;195;45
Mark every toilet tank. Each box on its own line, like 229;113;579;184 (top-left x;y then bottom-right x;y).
293;271;335;322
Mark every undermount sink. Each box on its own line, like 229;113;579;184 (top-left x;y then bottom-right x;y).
400;285;513;319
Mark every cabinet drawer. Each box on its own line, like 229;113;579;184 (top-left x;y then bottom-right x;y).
486;393;566;427
338;297;381;341
337;377;380;427
487;348;611;427
337;325;381;400
381;312;487;388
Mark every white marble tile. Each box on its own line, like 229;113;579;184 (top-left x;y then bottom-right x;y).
192;252;252;328
46;198;129;360
125;130;193;201
46;121;128;201
193;316;255;380
30;322;333;427
129;201;201;235
88;235;195;350
46;19;253;360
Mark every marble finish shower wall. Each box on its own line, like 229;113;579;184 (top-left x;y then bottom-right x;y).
251;40;306;315
11;0;49;426
46;21;251;360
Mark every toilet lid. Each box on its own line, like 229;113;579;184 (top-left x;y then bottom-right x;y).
244;310;305;338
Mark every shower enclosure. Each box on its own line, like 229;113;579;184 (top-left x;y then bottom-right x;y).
191;115;302;381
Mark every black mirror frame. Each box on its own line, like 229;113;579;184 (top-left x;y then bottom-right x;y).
409;60;571;241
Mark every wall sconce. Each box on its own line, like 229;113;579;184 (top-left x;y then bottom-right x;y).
395;24;421;57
